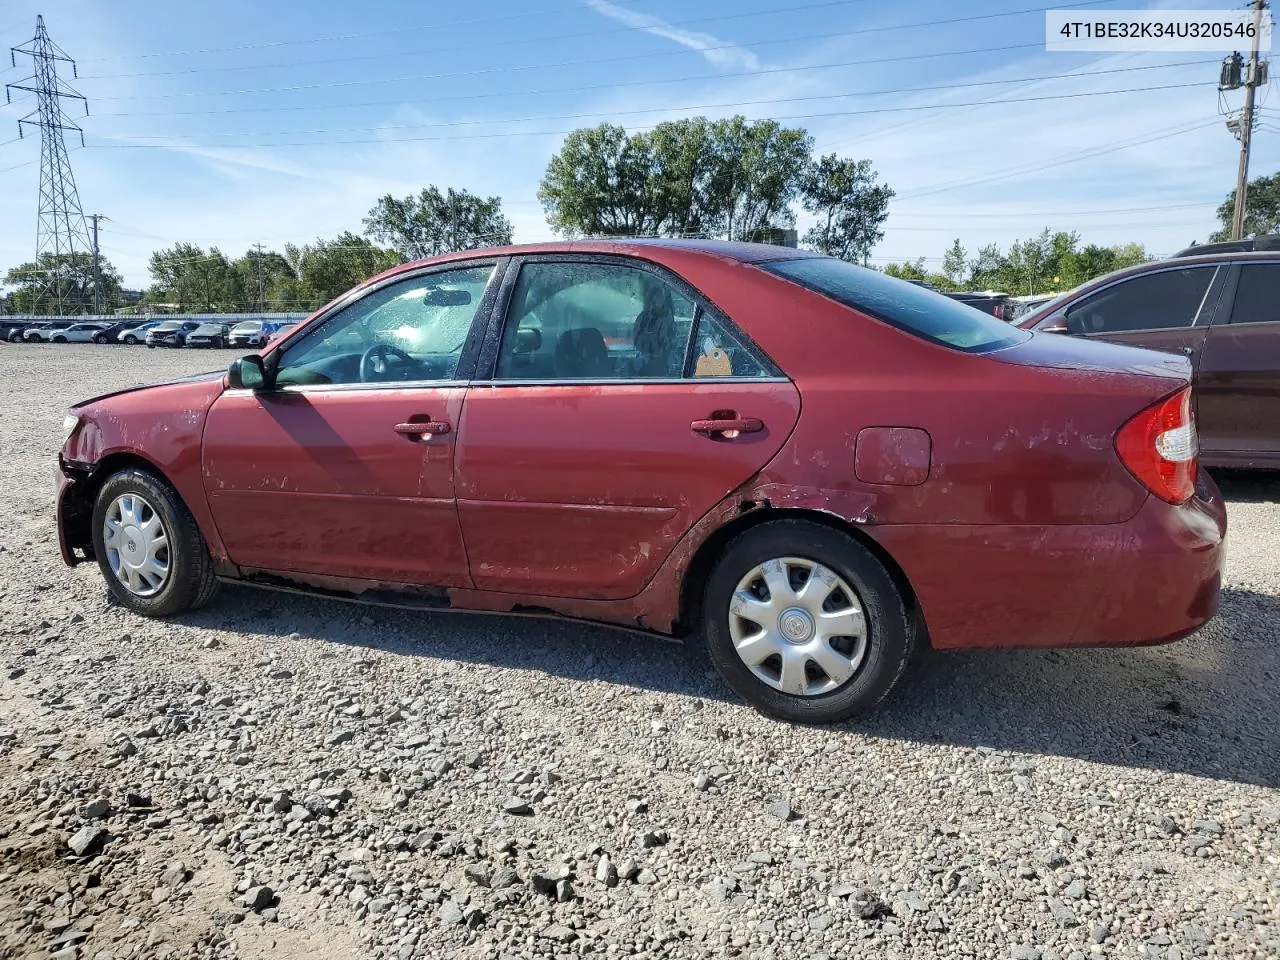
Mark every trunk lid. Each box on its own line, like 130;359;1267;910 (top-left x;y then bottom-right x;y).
990;330;1192;381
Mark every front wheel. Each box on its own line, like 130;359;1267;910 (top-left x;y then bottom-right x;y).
701;520;916;724
94;334;108;344
53;336;67;343
90;468;219;616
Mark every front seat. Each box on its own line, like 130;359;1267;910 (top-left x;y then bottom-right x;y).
632;281;678;377
554;327;610;378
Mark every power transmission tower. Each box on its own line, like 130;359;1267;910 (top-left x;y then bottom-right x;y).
1220;0;1271;240
6;16;92;314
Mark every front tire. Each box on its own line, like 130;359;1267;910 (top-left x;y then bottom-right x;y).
91;468;218;617
124;335;139;345
94;334;108;344
53;335;67;343
701;520;915;724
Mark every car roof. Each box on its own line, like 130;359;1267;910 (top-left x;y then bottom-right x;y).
366;238;812;285
1172;234;1280;257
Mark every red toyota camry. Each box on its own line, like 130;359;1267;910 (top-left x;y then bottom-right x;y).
55;240;1226;723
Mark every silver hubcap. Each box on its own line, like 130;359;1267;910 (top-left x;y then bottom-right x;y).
103;493;170;597
728;557;868;697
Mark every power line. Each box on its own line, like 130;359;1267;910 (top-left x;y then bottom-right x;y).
85;42;1067;117
78;0;1115;68
894;117;1222;201
889;202;1220;219
89;82;1214;150
84;1;1120;100
92;59;1215;137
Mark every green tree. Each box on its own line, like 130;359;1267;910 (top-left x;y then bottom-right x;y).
364;186;514;260
941;239;968;286
967;243;1006;290
148;244;243;311
539;115;812;242
1211;171;1280;240
539;123;663;237
232;248;297;312
705;117;812;241
283;232;400;309
799;153;893;264
1109;241;1151;270
1002;229;1055;294
4;251;122;315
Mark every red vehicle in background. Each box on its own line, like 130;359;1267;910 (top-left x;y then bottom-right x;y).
55;240;1225;723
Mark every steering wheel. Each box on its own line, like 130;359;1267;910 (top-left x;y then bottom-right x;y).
360;342;417;382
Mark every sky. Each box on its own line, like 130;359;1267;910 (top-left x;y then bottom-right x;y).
0;0;1276;288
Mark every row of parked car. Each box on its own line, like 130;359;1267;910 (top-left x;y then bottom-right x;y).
0;317;299;348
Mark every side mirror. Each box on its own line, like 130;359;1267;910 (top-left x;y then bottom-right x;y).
227;355;268;391
512;327;542;354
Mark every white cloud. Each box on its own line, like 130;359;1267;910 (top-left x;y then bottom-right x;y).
583;0;761;72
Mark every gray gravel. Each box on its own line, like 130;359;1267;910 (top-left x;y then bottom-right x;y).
1;343;1278;960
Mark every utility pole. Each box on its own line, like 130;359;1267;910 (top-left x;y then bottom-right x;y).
1227;0;1271;240
89;213;106;315
254;242;265;313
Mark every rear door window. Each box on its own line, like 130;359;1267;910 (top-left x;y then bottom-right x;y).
1065;267;1216;335
763;256;1026;353
1228;263;1280;324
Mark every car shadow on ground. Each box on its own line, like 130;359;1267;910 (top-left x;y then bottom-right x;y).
1209;468;1280;503
187;575;1280;789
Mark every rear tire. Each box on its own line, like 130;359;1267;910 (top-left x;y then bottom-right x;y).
701;519;915;724
91;468;218;617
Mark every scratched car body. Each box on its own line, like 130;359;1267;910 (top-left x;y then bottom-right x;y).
55;240;1226;722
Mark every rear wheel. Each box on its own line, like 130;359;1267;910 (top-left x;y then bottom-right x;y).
91;468;218;617
701;520;915;724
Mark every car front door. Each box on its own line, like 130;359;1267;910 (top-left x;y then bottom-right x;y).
201;260;504;586
455;255;802;600
1196;261;1280;466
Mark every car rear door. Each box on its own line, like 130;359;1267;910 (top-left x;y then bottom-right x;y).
455;254;801;600
201;259;505;586
1196;260;1280;466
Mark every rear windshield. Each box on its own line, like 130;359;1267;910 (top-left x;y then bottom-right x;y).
764;257;1028;353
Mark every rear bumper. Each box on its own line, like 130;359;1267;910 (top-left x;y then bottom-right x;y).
874;472;1227;650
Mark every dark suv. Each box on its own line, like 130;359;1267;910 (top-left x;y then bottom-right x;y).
1018;246;1280;470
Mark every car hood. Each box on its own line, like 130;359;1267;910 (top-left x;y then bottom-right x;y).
71;370;225;410
990;330;1191;381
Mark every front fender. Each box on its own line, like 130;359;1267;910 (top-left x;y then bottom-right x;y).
59;375;231;567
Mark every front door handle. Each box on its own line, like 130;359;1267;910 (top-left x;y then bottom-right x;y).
692;416;764;438
394;418;451;439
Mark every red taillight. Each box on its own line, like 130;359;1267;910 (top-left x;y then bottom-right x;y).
1115;387;1197;504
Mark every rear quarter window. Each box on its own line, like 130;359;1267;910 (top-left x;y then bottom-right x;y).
763;257;1027;353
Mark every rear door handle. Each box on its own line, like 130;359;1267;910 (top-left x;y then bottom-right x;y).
691;417;764;437
394;419;451;439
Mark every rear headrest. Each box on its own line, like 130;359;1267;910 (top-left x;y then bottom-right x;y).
554;327;609;378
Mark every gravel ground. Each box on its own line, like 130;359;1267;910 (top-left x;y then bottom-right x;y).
0;343;1277;960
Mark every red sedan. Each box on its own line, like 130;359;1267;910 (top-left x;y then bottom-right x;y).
55;240;1226;723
